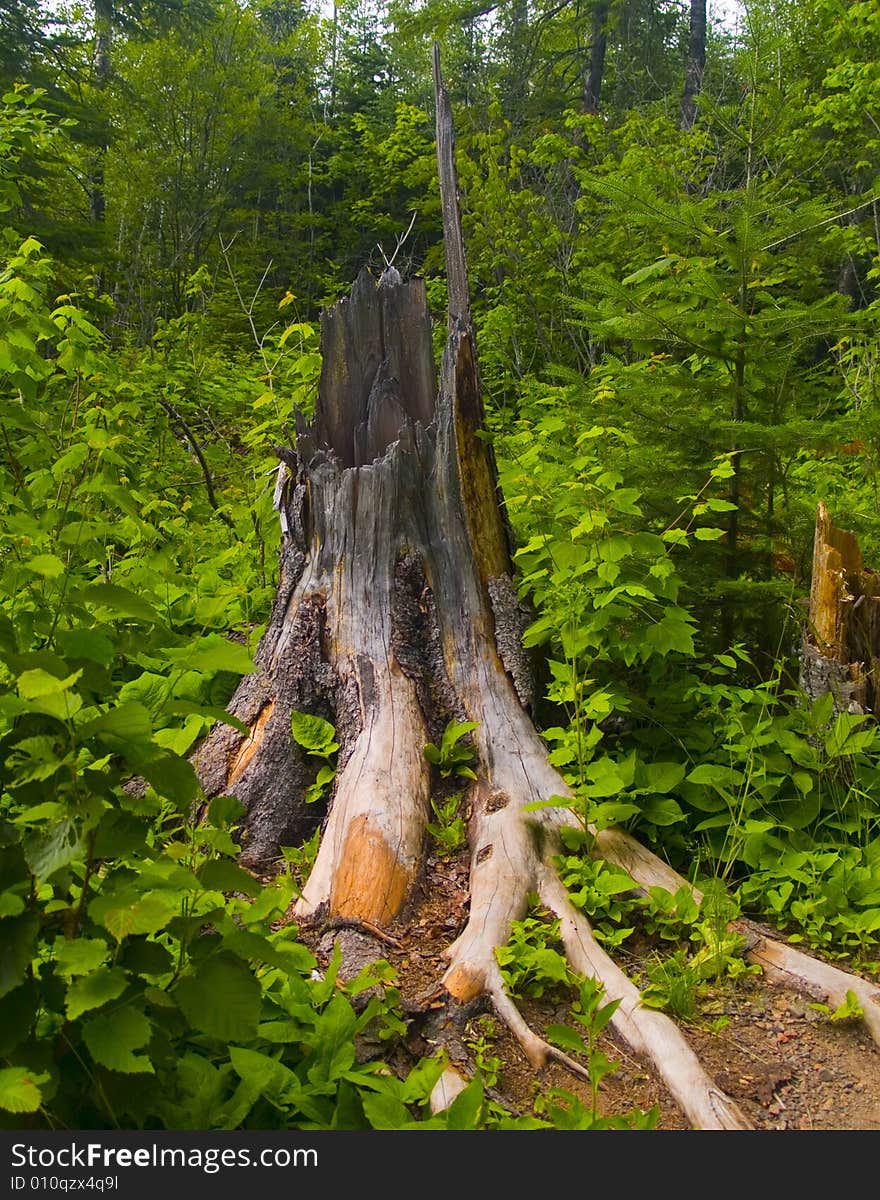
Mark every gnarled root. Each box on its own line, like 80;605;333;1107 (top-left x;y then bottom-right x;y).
439;765;751;1129
595;826;880;1051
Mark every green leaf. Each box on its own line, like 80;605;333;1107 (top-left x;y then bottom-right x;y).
622;256;676;286
174;953;261;1041
0;893;25;917
546;1024;588;1057
82;1006;154;1073
82;701;153;748
0;1065;49;1113
17;667;82;720
25;553;66;579
694;527;725;541
0;913;40;999
56;629;115;667
165;636;255;675
23;819;82;881
229;1046;293;1098
198;859;261;898
140;751;199;805
66;967;128;1020
290;710;338;755
91;889;180;941
444;1075;484;1129
75;583;163;625
208;795;245;827
687;763;744;790
307;992;357;1082
645;762;686;793
54;937;109;978
362;1090;412;1129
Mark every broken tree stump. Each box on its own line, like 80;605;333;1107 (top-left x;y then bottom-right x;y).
801;502;880;715
190;50;880;1130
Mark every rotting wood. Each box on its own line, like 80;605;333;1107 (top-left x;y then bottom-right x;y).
800;501;880;715
191;49;880;1131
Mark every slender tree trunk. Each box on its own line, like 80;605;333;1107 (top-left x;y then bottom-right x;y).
89;0;112;225
680;0;706;131
583;0;610;115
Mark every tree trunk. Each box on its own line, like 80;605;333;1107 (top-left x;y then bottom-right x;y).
680;0;706;132
800;502;880;715
583;1;610;115
89;0;112;226
191;49;880;1131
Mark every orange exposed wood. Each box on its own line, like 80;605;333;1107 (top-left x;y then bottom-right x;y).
330;815;410;925
227;702;274;790
443;962;485;1004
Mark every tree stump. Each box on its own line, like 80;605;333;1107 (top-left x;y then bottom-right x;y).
801;502;880;715
190;50;880;1130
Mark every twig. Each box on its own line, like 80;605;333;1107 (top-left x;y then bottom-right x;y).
158;396;236;533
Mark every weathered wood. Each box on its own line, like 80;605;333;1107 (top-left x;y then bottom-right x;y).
800;502;880;715
433;43;470;332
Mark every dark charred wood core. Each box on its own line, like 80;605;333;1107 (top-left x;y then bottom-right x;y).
391;551;460;745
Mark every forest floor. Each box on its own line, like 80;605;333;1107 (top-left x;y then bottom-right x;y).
301;847;880;1131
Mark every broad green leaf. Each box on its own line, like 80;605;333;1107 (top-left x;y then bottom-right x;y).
75;583;162;625
546;1024;588;1056
25;553;66;579
229;1046;294;1098
23;819;82;881
0;893;25;917
290;710;338;755
174;953;261;1041
0;913;40;999
444;1075;484;1129
208;795;245;827
645;762;686;793
687;763;744;790
140;751;199;805
164;636;255;675
82;1006;154;1073
91;889;179;940
82;701;153;747
362;1090;412;1129
66;966;128;1020
54;937;109;979
0;1066;49;1113
198;858;261;898
56;628;115;667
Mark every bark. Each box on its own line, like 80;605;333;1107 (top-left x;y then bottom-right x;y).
583;1;610;115
191;52;880;1131
800;502;880;715
680;0;706;132
89;0;112;226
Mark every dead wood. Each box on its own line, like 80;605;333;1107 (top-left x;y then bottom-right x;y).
190;50;880;1131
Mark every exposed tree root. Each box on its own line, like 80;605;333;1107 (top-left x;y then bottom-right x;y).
594;826;880;1050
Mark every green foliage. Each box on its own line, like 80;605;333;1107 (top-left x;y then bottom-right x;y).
496;910;574;1000
539;976;659;1130
290;711;338;804
424;719;479;781
426;792;467;856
